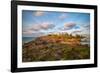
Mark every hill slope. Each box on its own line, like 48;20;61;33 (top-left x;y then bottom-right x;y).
22;34;90;62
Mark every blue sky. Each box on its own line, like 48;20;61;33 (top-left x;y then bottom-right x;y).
22;10;90;37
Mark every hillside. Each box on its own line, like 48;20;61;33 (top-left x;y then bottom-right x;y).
22;33;90;62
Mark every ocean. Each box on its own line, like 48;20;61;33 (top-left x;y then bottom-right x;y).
22;37;36;44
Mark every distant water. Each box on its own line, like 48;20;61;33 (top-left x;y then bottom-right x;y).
22;37;36;44
80;41;90;46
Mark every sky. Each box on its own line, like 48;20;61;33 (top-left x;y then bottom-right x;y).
22;10;90;37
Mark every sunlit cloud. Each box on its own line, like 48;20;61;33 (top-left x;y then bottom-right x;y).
33;11;45;16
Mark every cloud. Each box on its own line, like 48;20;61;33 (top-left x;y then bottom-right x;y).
30;25;42;31
63;22;76;30
83;25;90;30
34;11;45;16
23;30;33;35
22;22;55;37
30;22;55;31
59;14;67;20
71;30;82;34
40;22;55;30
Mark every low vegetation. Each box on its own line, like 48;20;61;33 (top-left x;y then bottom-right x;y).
22;33;90;62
